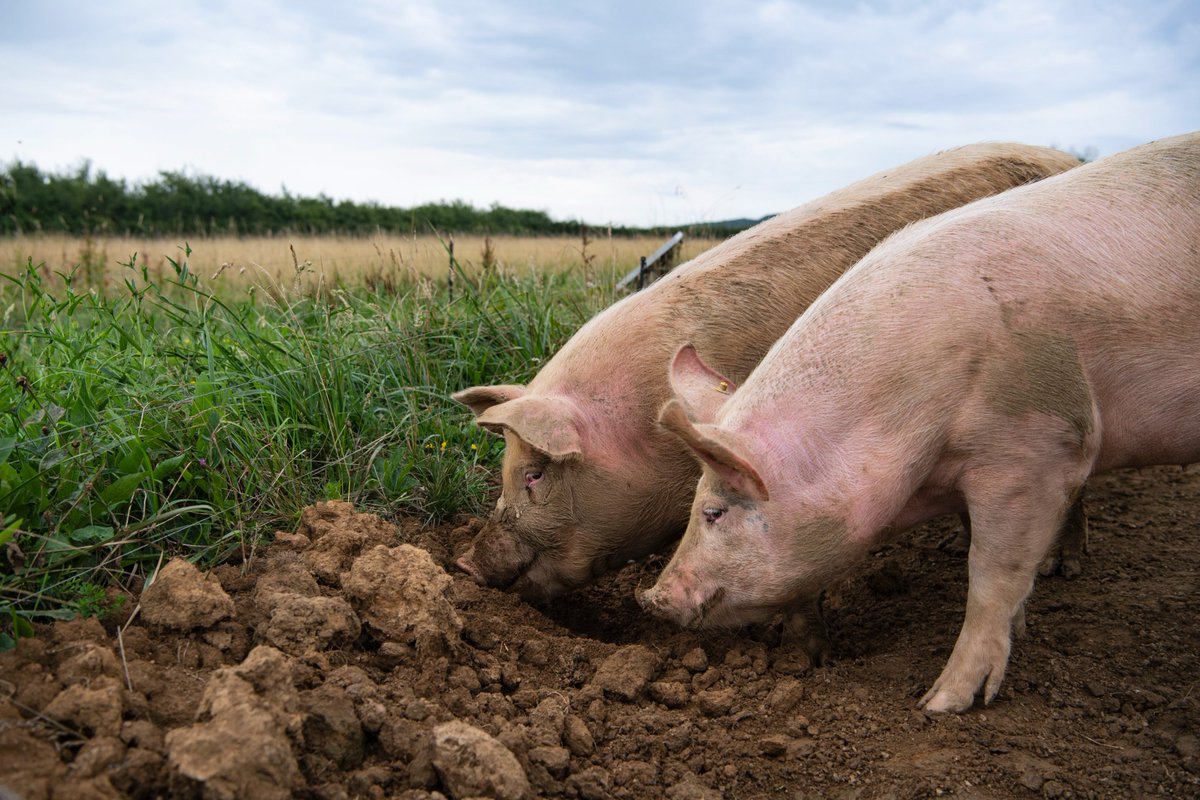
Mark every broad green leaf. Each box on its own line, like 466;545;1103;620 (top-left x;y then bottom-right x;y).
152;454;185;480
69;525;115;544
100;472;146;506
38;448;67;472
117;445;147;475
192;378;214;412
24;608;76;621
41;537;78;565
0;517;21;547
0;461;18;487
12;614;34;638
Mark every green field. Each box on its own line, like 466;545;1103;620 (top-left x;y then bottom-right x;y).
0;244;623;641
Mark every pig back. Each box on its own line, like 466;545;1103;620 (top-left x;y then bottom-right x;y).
531;143;1082;433
730;132;1200;475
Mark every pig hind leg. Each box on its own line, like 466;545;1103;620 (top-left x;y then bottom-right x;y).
920;463;1087;713
1037;487;1088;579
938;517;972;557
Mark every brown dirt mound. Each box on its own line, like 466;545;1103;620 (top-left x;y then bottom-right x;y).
2;470;1199;799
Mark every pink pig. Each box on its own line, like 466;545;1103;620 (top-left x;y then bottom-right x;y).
453;143;1081;609
639;131;1200;712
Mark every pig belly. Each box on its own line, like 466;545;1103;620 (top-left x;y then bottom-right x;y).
1093;379;1200;472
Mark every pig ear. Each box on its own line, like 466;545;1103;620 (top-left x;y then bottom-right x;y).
452;384;526;417
477;395;584;459
668;344;736;424
658;400;769;501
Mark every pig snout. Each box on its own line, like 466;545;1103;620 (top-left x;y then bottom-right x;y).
454;549;487;586
452;522;536;589
638;570;725;629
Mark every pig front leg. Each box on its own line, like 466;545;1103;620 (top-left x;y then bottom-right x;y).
919;471;1080;713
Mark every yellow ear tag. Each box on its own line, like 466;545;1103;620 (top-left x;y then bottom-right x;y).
715;381;729;394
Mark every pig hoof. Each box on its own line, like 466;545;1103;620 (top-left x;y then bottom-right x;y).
1036;550;1084;579
919;654;1007;714
800;632;833;667
779;632;832;668
780;605;832;666
1060;555;1083;580
919;685;975;714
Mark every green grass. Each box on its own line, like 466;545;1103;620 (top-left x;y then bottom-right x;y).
0;245;611;638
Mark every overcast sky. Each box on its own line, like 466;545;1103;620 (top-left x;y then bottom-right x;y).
2;0;1197;227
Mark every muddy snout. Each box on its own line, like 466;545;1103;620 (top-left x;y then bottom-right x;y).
453;547;489;586
637;569;723;629
636;584;667;614
452;521;535;589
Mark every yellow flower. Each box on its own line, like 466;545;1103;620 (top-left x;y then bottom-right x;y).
440;441;447;449
470;444;477;450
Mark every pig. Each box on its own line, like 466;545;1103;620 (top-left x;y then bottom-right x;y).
452;143;1081;611
639;131;1200;713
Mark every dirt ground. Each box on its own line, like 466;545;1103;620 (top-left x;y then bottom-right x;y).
2;464;1198;799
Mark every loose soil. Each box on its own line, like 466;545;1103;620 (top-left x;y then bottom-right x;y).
2;465;1198;799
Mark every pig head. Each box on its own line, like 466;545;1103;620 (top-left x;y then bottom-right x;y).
639;346;860;628
452;380;701;600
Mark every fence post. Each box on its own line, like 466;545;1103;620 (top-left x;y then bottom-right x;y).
448;237;455;297
616;231;684;292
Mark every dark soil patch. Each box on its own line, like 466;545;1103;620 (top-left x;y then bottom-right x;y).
3;468;1199;799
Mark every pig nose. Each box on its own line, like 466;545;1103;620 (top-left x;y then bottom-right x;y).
637;586;663;613
638;578;691;624
454;553;487;586
639;571;722;628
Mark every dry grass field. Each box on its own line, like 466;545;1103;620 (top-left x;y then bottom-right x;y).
0;232;718;294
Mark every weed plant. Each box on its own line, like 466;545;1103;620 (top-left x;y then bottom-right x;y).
0;245;611;639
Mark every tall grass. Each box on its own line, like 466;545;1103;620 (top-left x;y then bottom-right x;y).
0;243;620;634
0;233;715;295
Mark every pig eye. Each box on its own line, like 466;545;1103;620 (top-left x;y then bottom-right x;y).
703;507;725;524
524;470;544;488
